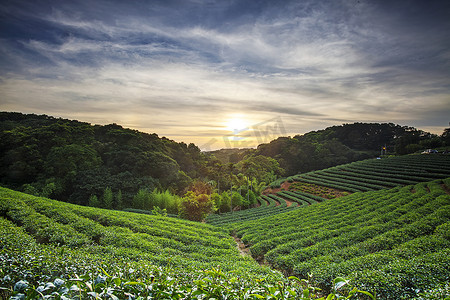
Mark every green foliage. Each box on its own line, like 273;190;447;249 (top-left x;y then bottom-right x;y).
206;195;298;226
252;123;447;176
245;190;258;208
131;188;181;214
232;191;244;209
132;188;147;209
211;192;221;211
102;187;113;208
230;179;450;299
179;191;216;221
0;192;373;299
115;189;123;210
0;112;210;206
286;154;450;193
88;194;99;207
236;155;285;184
0;187;286;298
219;191;231;213
151;206;168;216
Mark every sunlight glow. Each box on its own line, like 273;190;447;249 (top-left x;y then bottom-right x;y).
226;115;250;133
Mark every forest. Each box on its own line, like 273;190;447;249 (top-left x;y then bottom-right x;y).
1;112;449;219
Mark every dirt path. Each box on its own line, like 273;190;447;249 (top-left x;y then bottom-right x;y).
232;234;251;257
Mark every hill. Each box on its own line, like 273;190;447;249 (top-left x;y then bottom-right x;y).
2;112;447;210
0;112;209;205
207;154;450;226
251;122;446;175
206;154;450;298
231;178;450;299
0;187;289;298
2;154;450;298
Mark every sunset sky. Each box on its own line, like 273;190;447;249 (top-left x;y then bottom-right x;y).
1;0;449;150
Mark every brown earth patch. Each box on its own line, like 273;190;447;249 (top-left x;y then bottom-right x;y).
441;184;450;195
263;180;351;199
262;181;293;195
284;199;295;207
232;234;251;257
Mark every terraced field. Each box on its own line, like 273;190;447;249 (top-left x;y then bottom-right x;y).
208;155;450;226
2;154;450;299
206;195;299;226
293;154;450;193
206;155;450;298
231;178;450;299
0;187;285;299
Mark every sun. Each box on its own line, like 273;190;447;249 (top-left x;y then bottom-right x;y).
226;115;249;132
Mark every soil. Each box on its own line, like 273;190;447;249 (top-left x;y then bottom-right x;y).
284;199;295;207
232;234;251;257
262;181;293;195
263;180;350;199
441;184;450;195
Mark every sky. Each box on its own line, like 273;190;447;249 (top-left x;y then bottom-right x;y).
1;0;449;150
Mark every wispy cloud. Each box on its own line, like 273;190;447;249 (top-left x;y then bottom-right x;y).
1;0;449;149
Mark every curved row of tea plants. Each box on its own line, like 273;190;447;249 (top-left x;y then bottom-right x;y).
0;187;377;299
277;191;327;205
231;179;450;299
292;154;450;193
206;195;299;226
0;187;286;295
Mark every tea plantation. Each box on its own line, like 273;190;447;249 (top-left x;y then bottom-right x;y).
0;187;303;299
1;154;450;299
231;179;450;299
292;154;450;193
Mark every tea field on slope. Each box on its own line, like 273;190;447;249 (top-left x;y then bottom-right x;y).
292;154;450;193
231;179;450;299
2;154;450;299
208;154;450;226
1;187;301;299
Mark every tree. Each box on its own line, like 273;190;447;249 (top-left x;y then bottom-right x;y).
245;190;257;208
187;180;213;195
179;191;216;221
102;187;113;209
88;194;99;207
219;191;231;213
231;191;243;209
442;128;450;146
133;189;148;209
210;192;221;213
115;189;123;210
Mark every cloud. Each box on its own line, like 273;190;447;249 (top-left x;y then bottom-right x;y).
1;0;449;149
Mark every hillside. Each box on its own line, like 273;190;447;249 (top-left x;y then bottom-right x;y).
0;112;209;205
2;112;448;210
1;154;450;298
231;178;450;299
206;154;450;297
207;154;450;226
251;123;446;175
0;187;288;298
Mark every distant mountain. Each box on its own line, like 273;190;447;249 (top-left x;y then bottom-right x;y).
204;148;251;164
